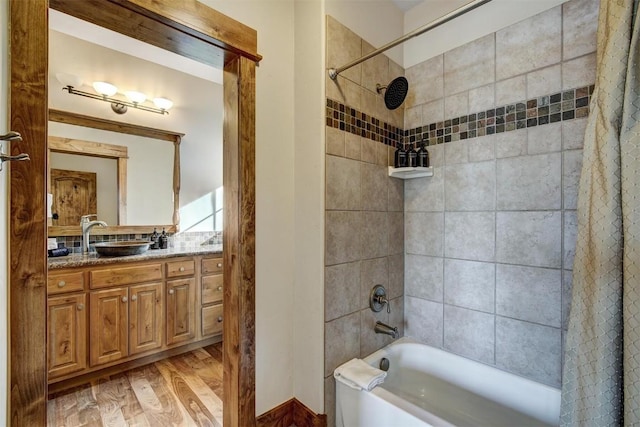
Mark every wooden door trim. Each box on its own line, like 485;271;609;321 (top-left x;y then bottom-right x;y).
9;1;258;425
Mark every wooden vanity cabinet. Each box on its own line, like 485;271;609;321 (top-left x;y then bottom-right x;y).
47;253;222;385
89;287;129;366
166;278;196;345
201;256;224;337
47;293;87;379
89;282;164;367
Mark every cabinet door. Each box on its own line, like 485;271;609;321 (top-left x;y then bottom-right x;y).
166;278;196;346
201;274;224;305
47;294;87;379
201;303;223;337
129;282;164;355
89;288;128;366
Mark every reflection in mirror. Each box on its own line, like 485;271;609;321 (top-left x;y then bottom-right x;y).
48;9;224;237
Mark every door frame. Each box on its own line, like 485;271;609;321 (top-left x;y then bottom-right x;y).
9;1;259;425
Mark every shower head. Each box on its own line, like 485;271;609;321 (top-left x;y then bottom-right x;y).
376;76;409;110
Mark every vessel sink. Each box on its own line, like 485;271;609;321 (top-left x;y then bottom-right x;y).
94;241;150;257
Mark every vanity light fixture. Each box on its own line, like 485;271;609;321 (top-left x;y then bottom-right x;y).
62;81;173;115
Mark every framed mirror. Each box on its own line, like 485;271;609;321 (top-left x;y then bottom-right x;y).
47;110;182;236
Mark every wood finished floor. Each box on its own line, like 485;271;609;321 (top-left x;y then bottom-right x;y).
47;342;223;427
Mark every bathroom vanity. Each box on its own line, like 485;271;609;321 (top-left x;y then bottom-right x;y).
46;247;223;390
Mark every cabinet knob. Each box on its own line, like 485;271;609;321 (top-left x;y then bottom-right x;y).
57;281;66;288
168;289;175;295
217;316;223;323
121;296;128;303
217;286;223;292
77;303;84;311
179;266;185;272
217;263;222;268
130;295;137;301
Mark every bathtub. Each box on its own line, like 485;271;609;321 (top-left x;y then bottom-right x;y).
335;338;560;427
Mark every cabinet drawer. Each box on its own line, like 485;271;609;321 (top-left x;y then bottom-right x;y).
202;303;223;337
166;259;195;278
90;264;162;289
201;274;224;305
202;257;223;275
48;271;85;295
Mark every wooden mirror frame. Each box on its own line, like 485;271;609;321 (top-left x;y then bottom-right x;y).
48;109;182;235
9;1;260;425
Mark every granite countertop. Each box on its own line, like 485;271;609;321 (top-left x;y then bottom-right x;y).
48;244;223;270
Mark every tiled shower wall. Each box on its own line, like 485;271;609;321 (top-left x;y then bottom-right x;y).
323;16;405;427
403;0;598;388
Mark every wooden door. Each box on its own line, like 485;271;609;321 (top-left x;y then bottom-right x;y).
166;278;196;346
47;293;87;379
129;282;164;355
89;288;128;366
50;168;97;226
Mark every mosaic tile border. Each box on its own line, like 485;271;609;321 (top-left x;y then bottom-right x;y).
54;230;222;254
325;84;593;149
405;85;594;146
325;99;403;146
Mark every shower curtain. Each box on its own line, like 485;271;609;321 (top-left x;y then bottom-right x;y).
560;0;640;425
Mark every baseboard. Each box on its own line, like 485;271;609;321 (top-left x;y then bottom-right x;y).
257;398;326;427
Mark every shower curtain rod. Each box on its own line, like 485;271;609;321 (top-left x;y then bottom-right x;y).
328;0;493;80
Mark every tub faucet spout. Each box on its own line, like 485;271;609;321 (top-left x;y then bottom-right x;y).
81;214;107;254
375;321;399;339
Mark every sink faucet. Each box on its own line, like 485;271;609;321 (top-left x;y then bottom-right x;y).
80;214;107;254
375;321;399;339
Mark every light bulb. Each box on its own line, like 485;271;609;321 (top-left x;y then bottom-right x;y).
92;81;117;97
153;97;173;110
55;72;83;88
125;91;147;104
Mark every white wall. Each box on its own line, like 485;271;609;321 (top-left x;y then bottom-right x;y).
0;0;7;422
293;0;326;414
199;0;297;415
403;0;569;68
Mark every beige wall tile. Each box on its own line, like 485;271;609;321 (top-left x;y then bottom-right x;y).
444;34;495;96
562;53;596;90
405;54;444;108
469;83;495;113
326;155;361;211
405;105;422;130
445;91;469;118
361;163;387;211
326;211;362;265
345;132;361;160
361;40;390;95
422;98;445;125
527;64;562;100
325;262;361;321
326;74;362;110
324;312;360;376
326;126;345;157
496;7;562;81
496;75;526;106
563;0;599;60
326;16;362;84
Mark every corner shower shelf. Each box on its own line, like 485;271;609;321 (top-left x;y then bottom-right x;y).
388;166;433;179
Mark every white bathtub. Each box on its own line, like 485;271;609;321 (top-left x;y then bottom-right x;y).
335;338;560;427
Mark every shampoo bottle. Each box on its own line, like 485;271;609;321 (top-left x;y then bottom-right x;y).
417;142;430;167
394;141;407;168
